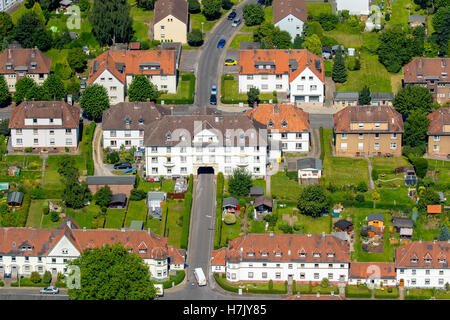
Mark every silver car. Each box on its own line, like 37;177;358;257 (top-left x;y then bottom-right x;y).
232;18;241;27
40;286;59;294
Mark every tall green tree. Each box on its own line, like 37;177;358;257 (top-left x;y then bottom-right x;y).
128;75;159;102
13;11;52;50
94;186;113;208
438;225;450;241
202;0;222;20
68;243;156;300
79;0;91;11
0;119;10;136
297;185;329;218
0;12;14;43
40;0;60;11
377;27;414;73
359;85;371;105
0;76;10;107
13;77;36;104
315;13;339;31
42;75;66;101
332;48;347;83
247;87;260;107
136;0;156;10
58;157;92;209
417;189;440;212
404;109;430;149
188;0;201;13
273;29;292;49
302;21;324;40
80;84;110;120
431;6;450;55
228;168;252;197
303;34;322;56
293;35;303;49
222;0;233;10
68;48;88;73
393;85;434;115
187;29;204;46
89;0;134;46
243;4;265;26
25;83;46;101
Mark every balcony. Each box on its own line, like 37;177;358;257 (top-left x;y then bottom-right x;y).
163;161;175;167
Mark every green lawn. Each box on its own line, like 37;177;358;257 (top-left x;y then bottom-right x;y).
138;179;174;193
323;156;369;186
229;33;254;49
345;285;372;298
191;12;222;33
125;200;147;227
374;287;400;299
104;209;126;229
26;200;46;228
157;73;195;104
249;220;266;233
241;6;273;33
221;79;277;104
405;288;433;300
306;3;332;17
165;200;184;247
130;7;154;42
389;0;413;28
270;172;301;200
64;204;100;229
220;218;241;247
295;214;331;234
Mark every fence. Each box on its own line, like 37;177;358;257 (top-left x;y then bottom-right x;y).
167;192;185;200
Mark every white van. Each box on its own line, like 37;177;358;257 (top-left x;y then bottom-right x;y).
154;284;164;296
194;268;207;286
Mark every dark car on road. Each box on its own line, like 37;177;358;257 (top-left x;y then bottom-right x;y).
217;39;226;48
227;10;236;20
210;94;217;105
114;162;132;170
257;0;264;4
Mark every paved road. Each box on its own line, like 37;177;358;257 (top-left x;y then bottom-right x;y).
196;0;256;106
309;114;334;128
0;289;69;300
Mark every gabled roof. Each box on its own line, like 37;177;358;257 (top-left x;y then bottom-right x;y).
250;186;264;196
245;104;310;133
395;241;449;268
223;197;239;208
9;101;80;130
367;213;384;222
349;262;396;279
392;217;414;229
89;49;176;85
239;49;324;83
370;92;394;101
334;219;353;230
273;0;307;24
109;193;127;205
408;14;426;23
0;48;51;74
86;176;136;186
427;107;450;136
254;196;273;208
154;0;188;25
297;158;322;171
6;191;24;204
403;58;450;83
333;105;404;134
427;205;442;214
147;192;167;202
333;91;359;101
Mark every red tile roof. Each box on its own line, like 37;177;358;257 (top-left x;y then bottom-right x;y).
219;233;350;263
395;241;449;268
403;58;450;83
349;262;396;279
427;107;450;135
427;205;442;214
334;105;404;133
273;0;307;24
239;49;324;83
89;49;176;85
9;100;80;129
245;104;310;133
211;248;227;266
0;48;51;74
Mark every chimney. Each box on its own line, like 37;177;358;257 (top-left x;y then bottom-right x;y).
148;228;151;234
419;239;422;243
121;228;125;232
322;232;325;238
83;227;86;232
316;292;320;298
433;239;437;244
8;49;11;59
269;231;274;237
288;250;291;256
307;233;311;237
331;291;334;296
66;220;72;229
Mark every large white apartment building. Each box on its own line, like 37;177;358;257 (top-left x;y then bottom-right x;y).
273;0;307;42
211;233;350;284
239;49;325;105
395;241;450;289
144;107;268;177
102;101;169;151
9;100;80;152
245;104;310;160
0;47;51;93
0;218;186;281
89;49;177;104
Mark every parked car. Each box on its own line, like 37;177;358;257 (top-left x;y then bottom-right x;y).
232;18;241;27
227;10;236;20
114;162;132;170
211;85;217;95
224;59;237;66
210;94;217;105
217;39;226;48
40;286;59;294
257;0;264;5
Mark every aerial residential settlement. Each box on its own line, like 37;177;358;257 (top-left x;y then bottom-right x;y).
0;0;449;303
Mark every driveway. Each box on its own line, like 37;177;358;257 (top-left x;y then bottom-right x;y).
92;123;114;176
221;50;240;74
179;50;201;73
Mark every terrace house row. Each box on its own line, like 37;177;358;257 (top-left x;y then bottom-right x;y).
239;49;325;105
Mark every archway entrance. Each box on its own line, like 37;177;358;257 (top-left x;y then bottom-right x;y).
197;167;215;175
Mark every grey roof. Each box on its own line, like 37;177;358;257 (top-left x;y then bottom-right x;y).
129;220;144;230
333;91;359;101
408;14;425;23
147;192;167;202
331;232;349;242
254;196;273;208
370;92;394;101
86;176;136;185
222;197;239;208
109;193;127;205
7;191;24;204
149;207;163;219
297;158;322;171
392;217;414;229
250;186;264;196
367;213;384;222
334;219;353;230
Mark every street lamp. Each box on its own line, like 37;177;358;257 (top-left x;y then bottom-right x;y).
201;22;204;35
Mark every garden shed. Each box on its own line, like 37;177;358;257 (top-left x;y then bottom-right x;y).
7;191;24;208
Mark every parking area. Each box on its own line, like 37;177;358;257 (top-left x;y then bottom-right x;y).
179;50;201;73
222;50;239;73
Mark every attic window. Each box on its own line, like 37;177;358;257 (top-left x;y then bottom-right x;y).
417;73;423;78
275;252;282;257
424;259;432;263
139;249;147;253
438;259;446;263
62;248;68;254
30;62;37;69
267;121;274;128
299;252;306;257
410;258;418;263
128;249;133;253
261;252;268;257
281;121;288;128
247;252;255;257
6;63;12;70
313;253;321;258
166;133;171;141
442;72;447;78
327;253;335;258
138;118;144;125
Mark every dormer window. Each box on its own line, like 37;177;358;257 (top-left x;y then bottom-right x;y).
139;249;147;253
138;118;144;125
358;123;364;128
299;252;306;258
261;252;268;257
410;258;418;263
313;253;321;258
275;252;282;257
424;259;432;263
30;62;37;69
6;63;12;70
267;121;274;128
247;252;255;257
166;133;171;141
281;121;288;128
417;73;423;78
327;253;335;258
33;118;37;124
438;259;446;263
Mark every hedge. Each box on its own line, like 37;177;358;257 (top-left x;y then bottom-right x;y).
374;288;399;299
214;274;287;294
11;277;48;287
345;285;372;298
0;281;4;287
83;122;96;176
179;175;194;249
404;289;433;300
156;74;195;104
154;270;186;289
214;172;224;249
319;127;325;161
214;273;239;293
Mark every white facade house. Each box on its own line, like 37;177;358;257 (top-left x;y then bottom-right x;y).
102;102;169;151
0;219;186;281
89;49;177;104
297;158;322;181
9;101;80;151
144;108;268;177
0;0;21;12
273;0;307;42
395;241;450;289
245;104;310;161
239;49;325;106
335;0;370;15
348;262;397;288
211;233;350;284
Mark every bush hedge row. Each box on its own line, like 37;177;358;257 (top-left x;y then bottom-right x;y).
345;286;371;298
214;172;224;249
179;175;194;249
154;270;186;289
374;290;399;299
213;274;287;294
84;122;96;176
319;127;325;160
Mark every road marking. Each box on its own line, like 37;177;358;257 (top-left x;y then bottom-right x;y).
205;215;212;218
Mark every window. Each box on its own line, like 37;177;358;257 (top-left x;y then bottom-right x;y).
49;130;54;135
275;272;281;279
375;133;380;139
161;25;165;29
297;85;304;91
16;138;22;145
358;123;364;129
358;142;364;150
309;76;313;80
374;142;380;150
16;129;22;135
247;75;253;80
412;269;416;275
276;74;282;79
439;270;444;275
180;156;186;163
25;256;29;262
276;84;282;89
110;86;117;91
341;133;347;139
375;123;380;128
296;143;302;150
281;133;288;139
34;138;38;145
50;138;55;145
359;133;364;140
314;273;319;279
425;279;430;285
425;270;430;275
400;269;404;274
66;138;72;145
152;167;158;174
411;279;416;285
439;278;444;285
261;75;268;80
328;273;333;280
390;142;397;149
181;167;187;174
288;264;293;269
340;143;347;150
310;85;317;91
300;273;305;279
262;272;267;279
151;157;157;163
261;84;268;90
434;135;440;141
248;272;254;279
391;133;397;139
33;129;38;135
281;143;287;149
52;258;56;263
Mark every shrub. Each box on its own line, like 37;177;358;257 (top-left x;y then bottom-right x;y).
42;206;49;215
43;271;52;284
50;211;59;222
321;278;329;288
356;194;365;202
223;213;237;225
356;181;368;193
180;175;194;249
269;279;273;290
0;281;4;287
372;169;379;181
25;147;32;153
30;186;46;199
130;188;147;201
30;271;41;284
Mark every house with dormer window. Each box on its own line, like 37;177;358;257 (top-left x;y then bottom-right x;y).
0;47;51;93
273;0;307;42
89;49;178;104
